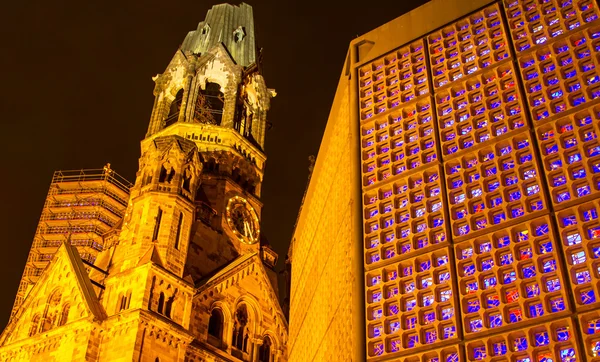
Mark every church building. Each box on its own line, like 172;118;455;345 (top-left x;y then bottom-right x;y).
0;3;287;362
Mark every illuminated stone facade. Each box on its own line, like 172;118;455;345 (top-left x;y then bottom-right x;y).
0;3;287;362
289;0;600;361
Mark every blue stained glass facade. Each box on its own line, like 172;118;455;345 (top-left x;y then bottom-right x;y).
360;0;600;359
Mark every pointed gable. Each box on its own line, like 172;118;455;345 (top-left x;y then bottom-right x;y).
196;253;288;328
0;242;106;346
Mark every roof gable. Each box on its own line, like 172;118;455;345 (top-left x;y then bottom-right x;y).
0;242;106;346
197;253;288;329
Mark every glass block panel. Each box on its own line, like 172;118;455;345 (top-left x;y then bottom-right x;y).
556;199;600;311
429;3;511;90
455;216;570;337
465;317;580;362
365;247;458;356
445;134;547;240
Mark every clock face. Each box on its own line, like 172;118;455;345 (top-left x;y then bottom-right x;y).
226;196;259;244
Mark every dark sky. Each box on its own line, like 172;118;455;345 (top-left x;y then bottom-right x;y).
0;0;427;329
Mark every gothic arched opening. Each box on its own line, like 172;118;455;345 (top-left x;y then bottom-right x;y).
258;336;272;362
232;304;249;353
207;308;224;348
165;89;184;127
195;82;224;125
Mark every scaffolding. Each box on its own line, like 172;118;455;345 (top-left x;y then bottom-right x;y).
11;165;132;318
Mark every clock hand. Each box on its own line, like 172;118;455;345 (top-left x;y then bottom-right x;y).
244;220;254;241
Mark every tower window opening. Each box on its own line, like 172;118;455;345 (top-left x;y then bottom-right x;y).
157;292;165;315
165;294;174;318
182;168;192;192
165;89;184;127
152;208;163;241
195;82;224;125
174;212;183;250
159;164;175;184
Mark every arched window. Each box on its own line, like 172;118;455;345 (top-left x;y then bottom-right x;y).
232;305;249;352
58;304;70;326
174;212;184;250
258;336;272;362
165;89;184;127
152;208;163;242
195;82;224;125
165;294;174;318
182;168;192;192
158;164;175;184
29;314;40;337
118;290;131;312
207;309;224;340
157;292;165;315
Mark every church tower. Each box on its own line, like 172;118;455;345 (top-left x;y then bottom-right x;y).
0;4;287;362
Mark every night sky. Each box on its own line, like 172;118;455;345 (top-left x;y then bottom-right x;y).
0;0;427;329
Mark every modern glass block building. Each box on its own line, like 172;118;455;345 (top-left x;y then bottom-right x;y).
288;0;600;361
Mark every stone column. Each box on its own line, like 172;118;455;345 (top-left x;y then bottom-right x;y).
251;338;263;362
177;68;195;124
273;349;283;362
221;85;238;129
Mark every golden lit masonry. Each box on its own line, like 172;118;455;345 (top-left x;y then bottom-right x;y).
0;3;286;362
288;0;600;361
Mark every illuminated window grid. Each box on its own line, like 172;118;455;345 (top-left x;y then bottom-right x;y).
428;3;511;90
556;199;600;311
464;317;580;361
518;26;600;126
436;62;527;159
455;216;571;339
363;165;449;267
359;39;430;122
445;132;547;241
535;107;600;210
361;98;439;188
365;247;459;358
579;310;600;361
401;345;463;362
503;0;600;54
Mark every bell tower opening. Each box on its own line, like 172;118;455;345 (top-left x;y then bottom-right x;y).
165;89;184;127
194;82;224;125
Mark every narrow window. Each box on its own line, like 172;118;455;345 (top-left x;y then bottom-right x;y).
152;208;163;241
59;304;70;326
165;89;184;127
157;292;165;314
165;295;174;318
29;314;40;336
208;309;224;340
174;213;183;250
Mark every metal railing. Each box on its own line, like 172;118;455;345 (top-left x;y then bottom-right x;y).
52;167;132;193
45;198;125;218
48;185;129;206
37;224;107;236
32;238;103;251
39;211;117;227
